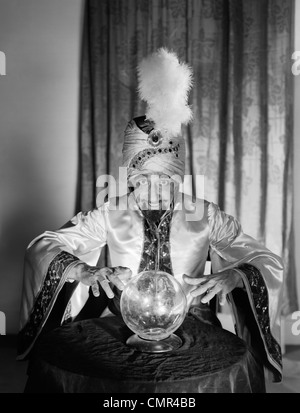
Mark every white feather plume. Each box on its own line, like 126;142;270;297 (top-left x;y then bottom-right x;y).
137;48;193;136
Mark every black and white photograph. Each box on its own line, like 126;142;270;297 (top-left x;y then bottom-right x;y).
0;0;300;398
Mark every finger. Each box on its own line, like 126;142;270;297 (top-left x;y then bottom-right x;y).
201;285;222;304
97;267;116;297
99;267;114;277
111;266;132;287
190;281;215;297
113;266;132;276
99;277;115;299
219;292;227;306
91;281;100;297
183;274;207;285
107;272;126;291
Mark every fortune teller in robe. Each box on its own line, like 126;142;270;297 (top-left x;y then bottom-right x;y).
17;48;283;383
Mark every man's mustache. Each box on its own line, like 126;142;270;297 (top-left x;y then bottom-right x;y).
138;200;172;210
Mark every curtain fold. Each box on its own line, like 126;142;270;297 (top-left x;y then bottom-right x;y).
79;0;297;315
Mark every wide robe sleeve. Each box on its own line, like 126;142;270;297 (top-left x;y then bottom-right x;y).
17;204;108;360
208;202;284;383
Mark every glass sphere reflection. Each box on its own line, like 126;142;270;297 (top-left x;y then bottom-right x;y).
120;270;187;341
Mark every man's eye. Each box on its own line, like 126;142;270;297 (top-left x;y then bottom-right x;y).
138;179;148;186
160;179;170;186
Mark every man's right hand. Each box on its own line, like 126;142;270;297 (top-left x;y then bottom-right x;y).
70;263;132;298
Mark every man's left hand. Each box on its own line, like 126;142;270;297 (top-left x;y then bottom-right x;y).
183;269;244;306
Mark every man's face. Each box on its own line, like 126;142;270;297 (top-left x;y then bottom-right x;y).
128;173;178;211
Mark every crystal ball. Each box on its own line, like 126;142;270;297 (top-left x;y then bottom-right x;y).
120;270;187;341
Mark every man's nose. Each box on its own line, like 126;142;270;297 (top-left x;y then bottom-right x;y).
149;183;160;203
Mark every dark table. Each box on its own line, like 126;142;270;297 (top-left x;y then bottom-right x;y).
24;313;266;393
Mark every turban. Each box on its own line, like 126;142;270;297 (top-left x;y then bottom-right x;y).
122;48;193;182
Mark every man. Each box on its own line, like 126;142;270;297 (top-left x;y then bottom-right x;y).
17;49;283;384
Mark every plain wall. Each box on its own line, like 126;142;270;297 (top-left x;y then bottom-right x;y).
0;0;84;334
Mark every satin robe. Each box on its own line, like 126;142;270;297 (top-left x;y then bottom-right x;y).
17;193;283;382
